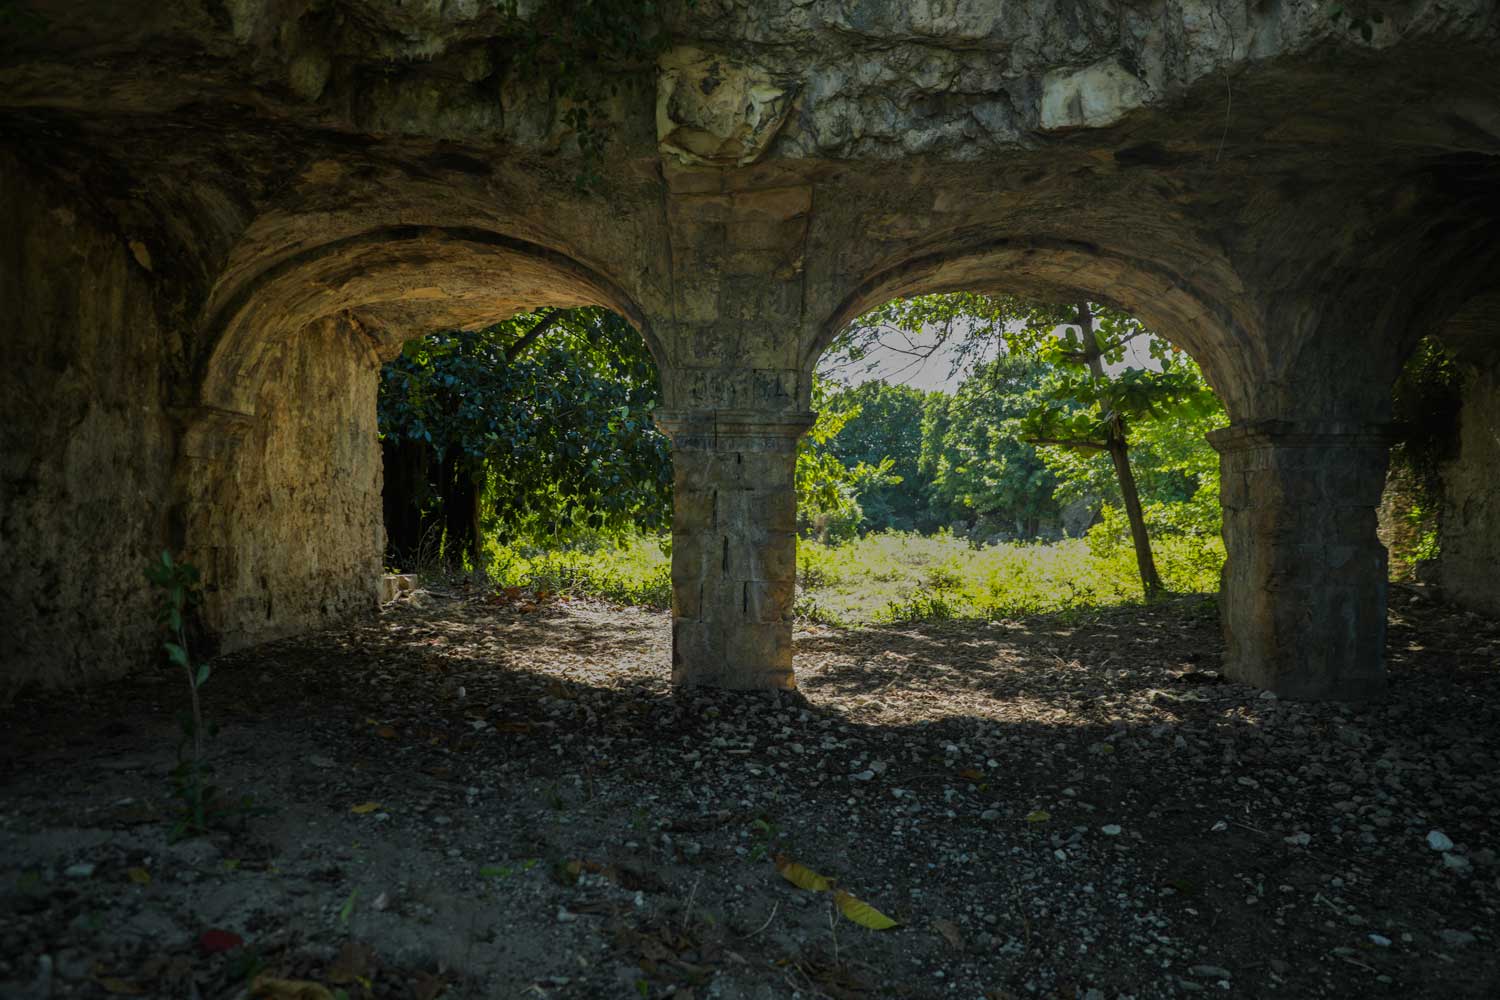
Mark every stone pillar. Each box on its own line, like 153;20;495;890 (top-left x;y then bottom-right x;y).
654;408;815;690
1209;421;1394;700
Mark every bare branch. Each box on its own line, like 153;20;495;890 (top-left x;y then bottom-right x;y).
1024;436;1108;452
504;309;565;362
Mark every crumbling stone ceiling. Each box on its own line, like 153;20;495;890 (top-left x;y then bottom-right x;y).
3;0;1498;417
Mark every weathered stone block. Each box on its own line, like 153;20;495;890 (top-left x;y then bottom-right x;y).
674;487;718;530
1039;58;1151;131
743;578;796;624
673;580;703;620
1212;421;1393;700
657;47;799;167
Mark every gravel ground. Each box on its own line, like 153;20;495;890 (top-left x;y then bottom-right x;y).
1;587;1497;999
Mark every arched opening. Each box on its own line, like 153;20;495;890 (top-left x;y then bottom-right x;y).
804;238;1257;423
376;306;672;584
185;228;659;653
1405;289;1500;617
797;288;1230;630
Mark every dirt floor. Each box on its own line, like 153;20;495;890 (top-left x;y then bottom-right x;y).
2;586;1498;1000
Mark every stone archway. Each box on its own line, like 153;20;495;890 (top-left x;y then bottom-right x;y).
180;226;658;654
657;233;1260;694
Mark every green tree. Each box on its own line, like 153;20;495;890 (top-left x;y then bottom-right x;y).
918;355;1061;538
378;308;672;569
796;377;898;542
821;382;932;532
832;293;1224;597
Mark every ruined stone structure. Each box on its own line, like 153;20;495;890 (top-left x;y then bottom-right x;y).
2;1;1498;699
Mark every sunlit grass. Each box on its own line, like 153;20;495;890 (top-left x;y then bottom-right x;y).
798;531;1221;623
485;529;1224;624
486;533;672;608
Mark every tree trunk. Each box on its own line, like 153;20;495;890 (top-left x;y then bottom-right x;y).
381;438;435;570
438;450;483;571
1076;302;1164;600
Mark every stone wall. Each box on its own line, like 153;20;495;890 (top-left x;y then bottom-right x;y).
0;156;174;694
1439;361;1500;616
1376;461;1431;582
195;316;385;652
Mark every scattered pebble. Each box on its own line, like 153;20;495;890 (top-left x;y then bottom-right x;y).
1439;929;1477;949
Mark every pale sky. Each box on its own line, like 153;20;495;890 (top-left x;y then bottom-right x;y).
820;320;1161;394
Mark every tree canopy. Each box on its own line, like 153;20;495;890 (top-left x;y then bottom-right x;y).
377;308;671;564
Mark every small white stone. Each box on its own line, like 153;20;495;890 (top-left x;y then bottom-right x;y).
852;770;875;782
1427;830;1454;852
1368;933;1391;947
1100;824;1122;836
1439;928;1476;949
1284;832;1311;847
1442;853;1472;873
1189;964;1232;979
64;863;95;879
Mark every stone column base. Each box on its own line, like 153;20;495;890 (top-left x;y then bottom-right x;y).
655;409;814;690
1210;421;1394;700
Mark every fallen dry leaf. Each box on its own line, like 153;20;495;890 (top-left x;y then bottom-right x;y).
931;917;964;949
249;975;335;1000
126;866;151;885
197;928;244;954
410;970;446;1000
350;802;381;815
833;889;898;929
326;940;376;985
94;976;145;995
774;855;833;891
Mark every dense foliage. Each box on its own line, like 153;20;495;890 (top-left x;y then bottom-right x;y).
377;308;672;566
919;355;1062;539
379;309;902;567
379;293;1230;602
817;293;1228;580
1384;336;1465;573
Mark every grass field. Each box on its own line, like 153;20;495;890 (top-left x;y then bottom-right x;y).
488;528;1223;624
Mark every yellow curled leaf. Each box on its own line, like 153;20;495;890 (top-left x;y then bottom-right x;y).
773;855;832;892
126;867;151;885
833;889;898;930
350;802;381;815
96;977;145;995
249;975;335;1000
1025;809;1051;823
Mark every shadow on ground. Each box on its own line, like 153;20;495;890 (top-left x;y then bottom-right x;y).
1;590;1497;998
